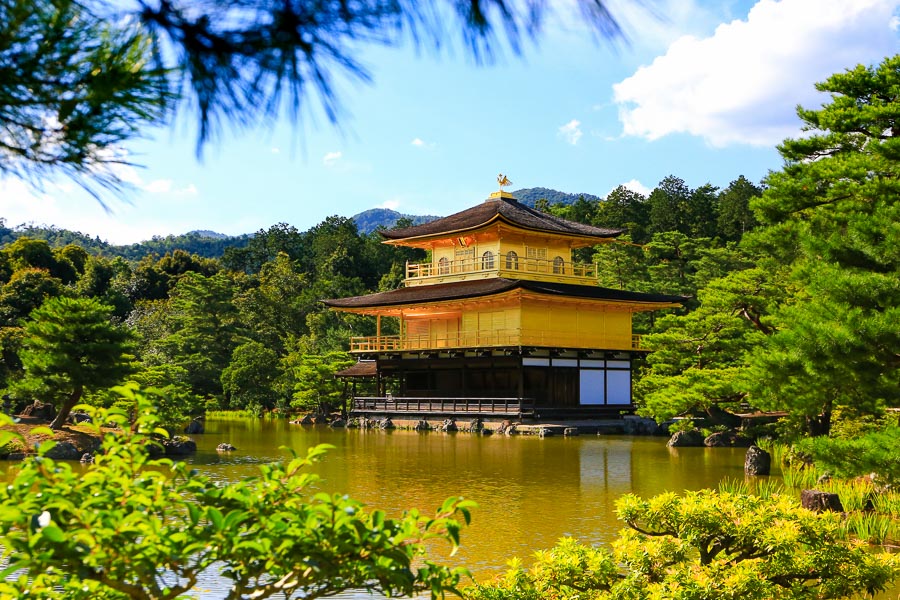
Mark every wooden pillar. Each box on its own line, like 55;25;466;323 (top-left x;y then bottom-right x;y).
518;356;525;402
376;315;382;348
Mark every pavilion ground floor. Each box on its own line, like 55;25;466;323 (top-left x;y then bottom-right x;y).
339;347;640;420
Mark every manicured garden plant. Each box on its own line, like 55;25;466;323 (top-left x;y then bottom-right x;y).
465;489;899;600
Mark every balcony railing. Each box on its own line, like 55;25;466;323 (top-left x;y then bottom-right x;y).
350;330;644;352
405;256;598;284
352;396;535;417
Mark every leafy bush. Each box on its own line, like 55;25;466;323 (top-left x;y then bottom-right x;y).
465;490;899;600
0;387;473;599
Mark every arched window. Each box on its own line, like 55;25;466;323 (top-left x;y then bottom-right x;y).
481;251;495;270
552;256;565;274
438;257;450;275
505;251;519;270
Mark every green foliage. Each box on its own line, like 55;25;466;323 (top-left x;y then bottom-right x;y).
0;390;474;599
745;55;900;435
0;0;170;196
221;341;281;411
281;351;354;413
18;296;135;428
638;267;784;421
795;426;900;485
156;272;247;397
465;490;900;600
0;267;66;327
717;175;762;241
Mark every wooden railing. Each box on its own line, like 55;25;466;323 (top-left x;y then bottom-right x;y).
405;256;597;283
352;396;535;416
350;331;644;352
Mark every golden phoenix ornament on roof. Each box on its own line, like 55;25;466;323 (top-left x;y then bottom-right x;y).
497;174;512;189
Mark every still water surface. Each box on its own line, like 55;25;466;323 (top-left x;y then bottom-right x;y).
185;418;754;596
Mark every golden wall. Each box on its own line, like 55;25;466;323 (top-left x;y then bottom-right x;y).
401;299;632;351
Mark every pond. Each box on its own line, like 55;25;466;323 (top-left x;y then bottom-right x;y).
185;418;756;596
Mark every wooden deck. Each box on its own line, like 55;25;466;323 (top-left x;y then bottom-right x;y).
350;397;635;420
352;396;534;418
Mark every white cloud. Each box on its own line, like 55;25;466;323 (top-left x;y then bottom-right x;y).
322;151;343;166
128;178;198;196
176;183;199;197
377;199;401;210
558;119;583;145
0;177;179;244
613;0;900;147
143;178;173;194
411;137;436;149
619;179;651;196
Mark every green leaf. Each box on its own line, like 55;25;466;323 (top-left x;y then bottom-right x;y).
41;525;65;543
207;507;224;531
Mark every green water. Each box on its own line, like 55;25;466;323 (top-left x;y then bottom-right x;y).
187;419;753;589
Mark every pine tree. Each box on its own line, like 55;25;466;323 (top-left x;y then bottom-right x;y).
19;297;134;429
745;55;900;435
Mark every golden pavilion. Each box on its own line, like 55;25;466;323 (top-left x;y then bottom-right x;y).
324;186;683;419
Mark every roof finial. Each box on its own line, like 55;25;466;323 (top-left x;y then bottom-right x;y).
497;173;512;191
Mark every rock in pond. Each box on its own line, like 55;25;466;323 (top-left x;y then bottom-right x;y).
704;431;754;447
184;417;205;434
801;489;844;512
45;441;81;461
744;445;771;475
164;436;197;456
667;429;705;447
216;442;237;452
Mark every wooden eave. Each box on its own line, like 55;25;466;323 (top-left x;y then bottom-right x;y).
329;286;683;317
382;215;617;250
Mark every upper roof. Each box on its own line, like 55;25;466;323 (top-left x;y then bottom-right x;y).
323;278;685;309
381;194;624;241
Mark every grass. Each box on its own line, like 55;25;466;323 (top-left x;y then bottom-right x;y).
821;479;873;513
718;477;784;499
844;513;898;545
872;491;900;518
781;465;820;490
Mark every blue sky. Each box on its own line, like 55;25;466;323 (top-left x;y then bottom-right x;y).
3;0;900;244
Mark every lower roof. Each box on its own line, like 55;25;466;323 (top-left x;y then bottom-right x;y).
323;278;686;309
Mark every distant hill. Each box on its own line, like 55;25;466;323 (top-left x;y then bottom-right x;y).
352;188;602;233
0;222;251;260
511;187;602;207
351;208;440;235
1;187;590;259
186;230;231;239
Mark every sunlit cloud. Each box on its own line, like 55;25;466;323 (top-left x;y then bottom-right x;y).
377;199;401;210
613;0;900;147
323;151;343;166
620;179;651;196
558;119;583;145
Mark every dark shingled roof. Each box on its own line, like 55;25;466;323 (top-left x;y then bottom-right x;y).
323;278;685;309
335;361;377;378
381;196;623;240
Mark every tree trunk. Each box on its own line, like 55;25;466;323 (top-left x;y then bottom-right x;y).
49;385;82;430
805;411;831;437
